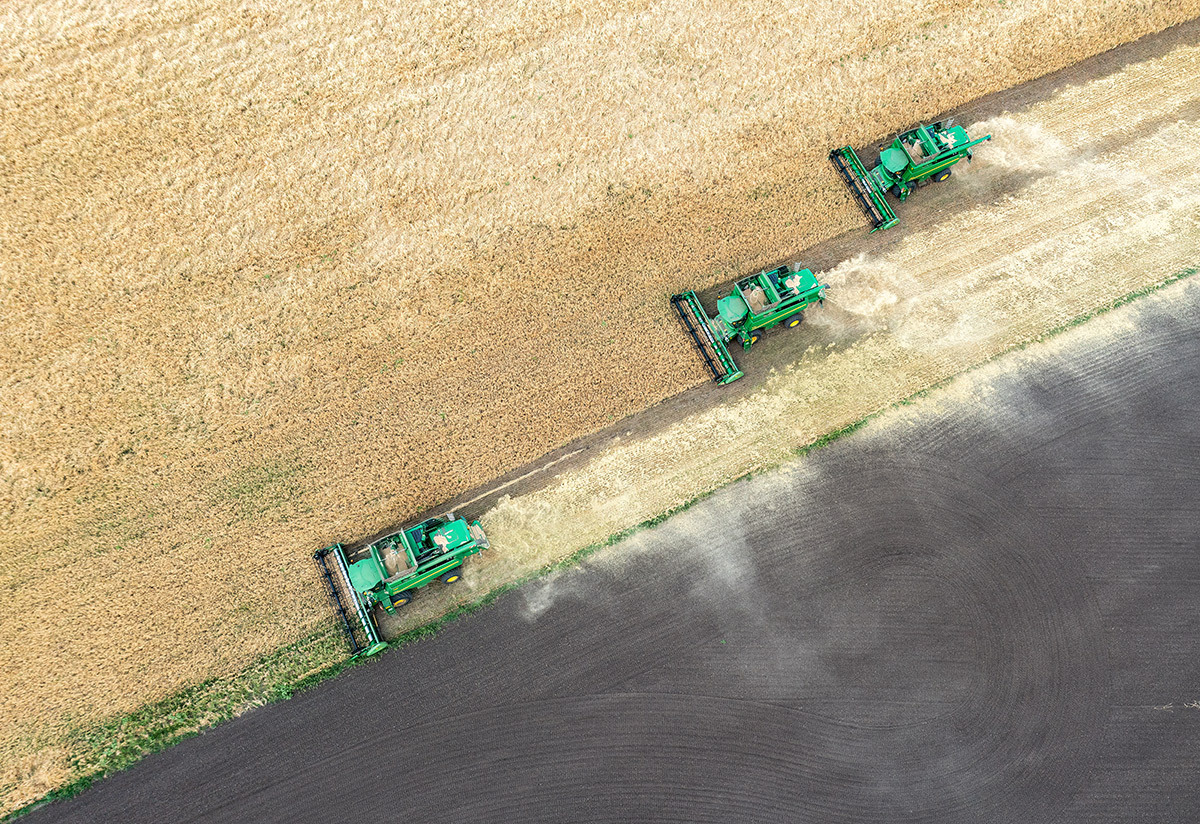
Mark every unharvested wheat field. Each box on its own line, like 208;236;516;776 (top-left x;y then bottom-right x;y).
2;0;1198;811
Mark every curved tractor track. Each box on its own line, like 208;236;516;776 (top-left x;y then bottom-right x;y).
26;280;1200;822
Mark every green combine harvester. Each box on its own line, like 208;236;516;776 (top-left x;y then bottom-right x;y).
831;119;992;232
672;262;828;385
314;512;489;658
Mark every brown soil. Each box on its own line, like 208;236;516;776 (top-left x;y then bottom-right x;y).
2;0;1198;812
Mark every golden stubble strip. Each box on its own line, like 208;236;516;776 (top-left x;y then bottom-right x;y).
417;75;1200;631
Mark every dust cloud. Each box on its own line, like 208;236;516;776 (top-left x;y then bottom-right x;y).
969;116;1072;174
519;571;584;622
810;254;914;337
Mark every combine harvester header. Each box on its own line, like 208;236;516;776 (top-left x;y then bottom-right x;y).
831;119;991;232
672;263;827;385
314;512;489;658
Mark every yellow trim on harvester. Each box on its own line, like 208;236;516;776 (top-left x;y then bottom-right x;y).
391;563;462;595
918;157;956;176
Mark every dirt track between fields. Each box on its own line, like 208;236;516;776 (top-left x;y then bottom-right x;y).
24;276;1200;823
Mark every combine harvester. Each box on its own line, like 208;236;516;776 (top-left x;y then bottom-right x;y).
672;263;828;385
831;119;992;232
314;512;489;658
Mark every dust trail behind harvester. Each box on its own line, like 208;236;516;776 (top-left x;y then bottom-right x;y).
969;116;1073;173
808;253;914;337
469;57;1200;606
809;117;1079;340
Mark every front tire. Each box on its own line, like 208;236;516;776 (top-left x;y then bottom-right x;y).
933;169;952;183
440;568;463;585
786;314;804;329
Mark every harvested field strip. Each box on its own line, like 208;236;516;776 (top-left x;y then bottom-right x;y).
381;100;1200;634
10;268;1196;823
3;2;1200;813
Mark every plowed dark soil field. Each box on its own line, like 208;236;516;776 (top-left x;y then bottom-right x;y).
24;279;1200;822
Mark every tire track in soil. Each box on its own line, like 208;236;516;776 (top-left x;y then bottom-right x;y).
25;279;1200;823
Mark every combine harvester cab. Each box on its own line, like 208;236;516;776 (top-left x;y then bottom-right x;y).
831;119;991;232
672;263;827;385
314;513;489;658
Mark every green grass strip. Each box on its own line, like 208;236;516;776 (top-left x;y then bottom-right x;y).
7;264;1196;821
